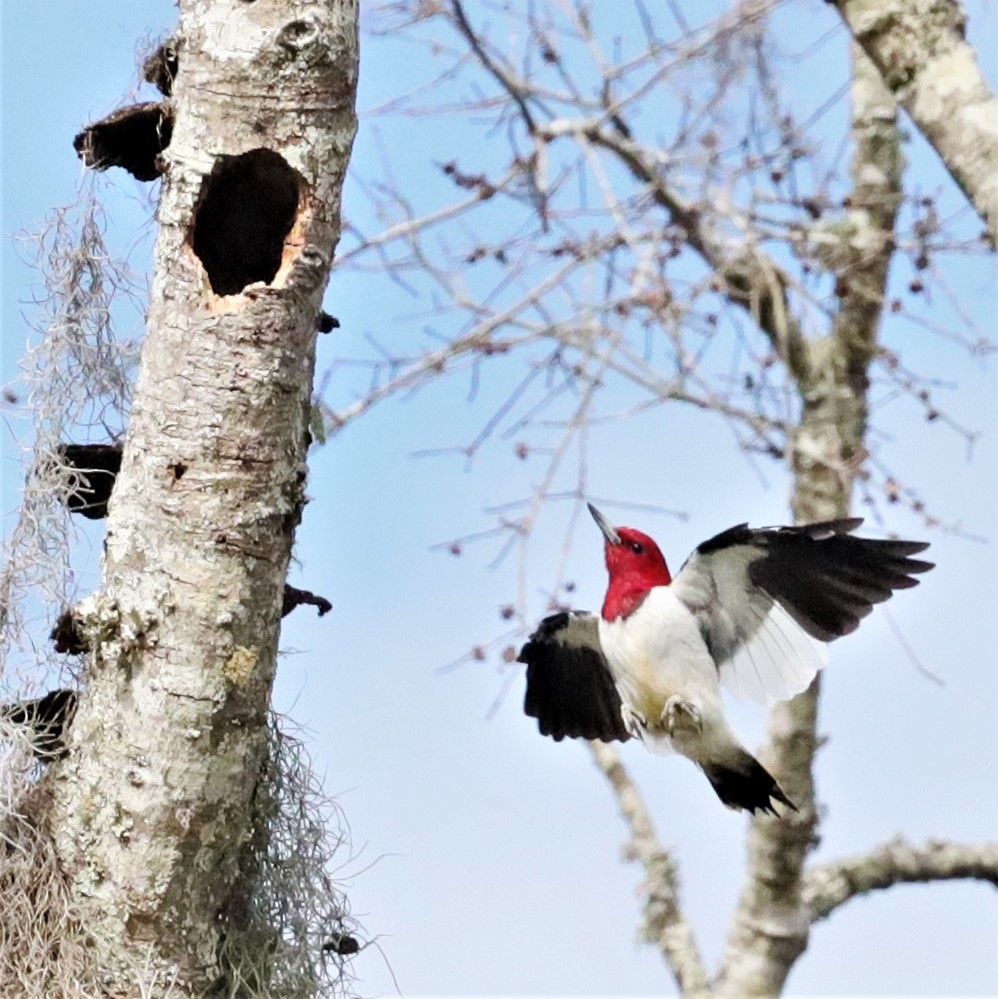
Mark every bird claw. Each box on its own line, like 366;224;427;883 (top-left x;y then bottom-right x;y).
622;705;647;738
663;696;702;737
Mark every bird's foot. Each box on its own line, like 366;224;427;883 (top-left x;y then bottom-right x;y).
663;696;702;737
622;705;647;739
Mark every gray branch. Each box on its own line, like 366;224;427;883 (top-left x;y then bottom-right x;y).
588;742;710;997
538;118;813;384
804;837;998;921
834;0;998;242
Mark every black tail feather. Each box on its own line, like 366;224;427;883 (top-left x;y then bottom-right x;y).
702;751;797;815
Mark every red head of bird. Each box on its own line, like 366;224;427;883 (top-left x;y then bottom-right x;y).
587;503;672;621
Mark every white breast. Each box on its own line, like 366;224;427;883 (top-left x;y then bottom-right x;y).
598;586;722;737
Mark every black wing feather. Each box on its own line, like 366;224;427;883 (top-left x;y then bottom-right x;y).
698;519;933;643
518;612;631;743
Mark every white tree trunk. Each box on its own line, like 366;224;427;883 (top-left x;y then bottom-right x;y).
48;1;357;993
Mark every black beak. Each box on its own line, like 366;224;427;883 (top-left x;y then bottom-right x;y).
587;503;621;545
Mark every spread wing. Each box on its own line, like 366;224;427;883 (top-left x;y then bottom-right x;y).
671;518;934;704
518;611;632;743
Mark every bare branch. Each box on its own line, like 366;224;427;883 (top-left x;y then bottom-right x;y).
538;117;813;382
833;0;998;242
588;742;710;997
804;837;998;922
449;0;540;136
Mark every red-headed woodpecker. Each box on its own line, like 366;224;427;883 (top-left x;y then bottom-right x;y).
518;504;933;814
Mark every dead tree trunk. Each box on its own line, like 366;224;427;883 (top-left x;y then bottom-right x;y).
47;1;357;992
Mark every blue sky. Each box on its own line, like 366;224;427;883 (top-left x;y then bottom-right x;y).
2;2;996;996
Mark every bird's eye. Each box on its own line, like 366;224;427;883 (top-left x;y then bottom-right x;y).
630;541;645;555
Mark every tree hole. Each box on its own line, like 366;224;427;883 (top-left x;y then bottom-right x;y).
191;149;301;296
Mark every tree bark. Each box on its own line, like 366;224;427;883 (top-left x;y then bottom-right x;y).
804;837;998;920
834;0;998;242
589;742;710;998
714;42;903;997
47;1;357;993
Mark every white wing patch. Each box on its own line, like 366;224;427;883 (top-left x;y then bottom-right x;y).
717;598;828;704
